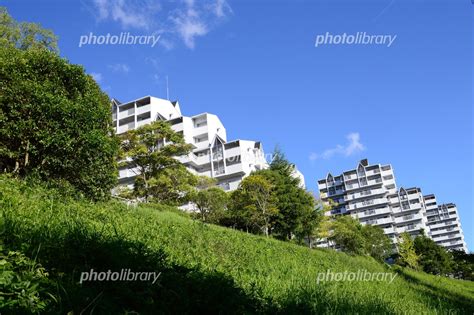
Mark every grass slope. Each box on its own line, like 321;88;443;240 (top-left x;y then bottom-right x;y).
1;177;473;314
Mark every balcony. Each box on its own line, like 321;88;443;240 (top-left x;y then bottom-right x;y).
193;124;209;137
376;217;394;225
119;107;135;118
346;198;388;211
365;168;381;176
383;227;396;234
136;104;151;115
327;189;345;197
344;188;385;201
394;213;423;224
345;183;360;191
356;207;391;219
118;122;135;134
396;223;424;233
217;163;244;177
366;178;383;186
434;234;461;243
136;118;151;128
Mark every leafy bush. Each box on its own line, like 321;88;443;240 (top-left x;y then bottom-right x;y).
0;44;118;201
0;246;55;313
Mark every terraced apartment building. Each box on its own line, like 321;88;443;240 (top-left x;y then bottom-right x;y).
424;195;468;252
112;95;305;193
317;159;467;252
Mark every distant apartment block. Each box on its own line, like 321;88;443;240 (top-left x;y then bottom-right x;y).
424;195;468;252
317;159;467;252
112;96;295;192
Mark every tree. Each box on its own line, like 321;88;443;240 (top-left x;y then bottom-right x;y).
253;148;315;241
189;176;229;223
192;187;229;223
450;249;474;280
413;234;452;275
0;7;58;53
0;45;118;200
329;215;366;255
120;120;195;204
294;198;324;248
397;232;420;269
362;224;393;261
230;174;278;237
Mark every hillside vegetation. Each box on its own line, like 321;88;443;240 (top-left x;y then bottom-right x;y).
1;176;473;314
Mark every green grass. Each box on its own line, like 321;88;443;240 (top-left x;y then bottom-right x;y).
1;176;473;314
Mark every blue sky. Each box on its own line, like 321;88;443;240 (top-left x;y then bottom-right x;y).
4;0;473;251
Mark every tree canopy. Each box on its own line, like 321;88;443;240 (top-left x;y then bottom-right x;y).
119;120;195;205
0;7;58;53
0;45;118;200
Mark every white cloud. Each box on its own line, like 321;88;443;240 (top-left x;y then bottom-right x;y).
108;63;130;73
309;133;366;161
90;72;103;83
91;0;159;30
87;0;231;49
172;13;208;49
214;0;232;18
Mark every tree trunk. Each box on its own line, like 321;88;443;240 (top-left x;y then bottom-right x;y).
24;140;30;168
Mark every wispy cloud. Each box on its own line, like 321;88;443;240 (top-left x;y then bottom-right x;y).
172;11;208;49
213;0;232;18
90;72;103;83
309;133;366;161
86;0;231;49
108;63;130;73
91;0;160;30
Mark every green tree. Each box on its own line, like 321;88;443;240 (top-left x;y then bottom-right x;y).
0;45;118;200
190;176;229;223
329;215;366;255
254;148;315;241
362;224;393;261
413;234;453;275
294;199;325;248
230;174;278;237
397;232;420;269
450;249;474;280
120;120;194;204
192;187;229;223
0;7;58;53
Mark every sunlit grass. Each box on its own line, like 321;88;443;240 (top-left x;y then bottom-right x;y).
1;176;473;314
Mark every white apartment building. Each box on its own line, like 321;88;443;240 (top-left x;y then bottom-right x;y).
112;96;269;192
424;195;467;252
317;159;467;252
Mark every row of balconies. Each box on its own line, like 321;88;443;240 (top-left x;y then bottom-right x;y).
430;226;461;236
343;188;386;202
354;206;392;219
393;213;424;224
435;235;464;245
345;178;383;191
346;198;389;211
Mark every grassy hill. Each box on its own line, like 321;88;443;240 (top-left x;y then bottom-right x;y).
1;176;473;314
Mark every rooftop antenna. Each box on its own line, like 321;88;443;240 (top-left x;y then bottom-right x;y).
166;75;169;100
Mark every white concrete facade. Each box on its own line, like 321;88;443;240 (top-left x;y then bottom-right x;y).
424;195;468;252
112;96;269;192
317;159;467;252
